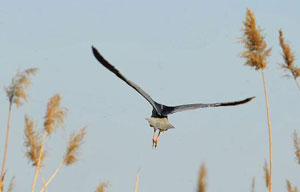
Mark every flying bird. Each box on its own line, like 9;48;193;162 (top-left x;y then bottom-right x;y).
92;46;255;148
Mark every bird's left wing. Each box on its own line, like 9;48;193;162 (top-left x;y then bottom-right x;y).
92;46;162;115
161;96;255;116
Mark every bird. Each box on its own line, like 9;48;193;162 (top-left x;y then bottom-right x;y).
91;46;255;148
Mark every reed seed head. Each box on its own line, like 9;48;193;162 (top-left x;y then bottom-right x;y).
64;127;86;166
279;29;300;79
287;180;298;192
7;176;15;192
293;131;300;164
24;115;46;166
95;182;108;192
5;68;38;107
251;177;255;192
197;164;207;192
240;9;271;70
44;94;67;135
263;161;270;189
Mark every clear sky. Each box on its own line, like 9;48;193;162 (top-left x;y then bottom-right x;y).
1;0;300;191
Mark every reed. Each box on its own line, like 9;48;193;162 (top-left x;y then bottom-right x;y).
24;115;45;166
31;94;66;192
263;161;270;189
286;180;298;192
6;176;15;192
0;68;38;191
39;128;86;192
279;29;300;92
197;164;207;192
251;177;255;192
134;169;140;192
292;131;300;164
95;182;108;192
240;8;272;192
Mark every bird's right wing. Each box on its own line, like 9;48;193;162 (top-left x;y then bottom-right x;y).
162;96;255;115
92;46;162;115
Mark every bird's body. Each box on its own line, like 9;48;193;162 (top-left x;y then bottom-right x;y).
146;117;174;131
92;46;255;148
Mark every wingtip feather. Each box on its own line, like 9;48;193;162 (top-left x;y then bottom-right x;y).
91;45;98;56
246;96;256;103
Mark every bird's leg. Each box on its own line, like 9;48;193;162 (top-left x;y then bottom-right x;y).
154;131;162;148
152;129;157;148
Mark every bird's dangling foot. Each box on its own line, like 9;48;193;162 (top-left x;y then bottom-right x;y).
152;129;157;148
154;131;162;148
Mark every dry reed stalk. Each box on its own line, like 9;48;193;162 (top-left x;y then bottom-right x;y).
197;164;207;192
39;171;49;192
0;68;38;191
287;180;298;192
134;169;140;192
95;182;108;192
25;119;49;192
292;131;300;164
39;161;64;192
31;94;66;192
31;133;47;192
279;30;300;92
240;8;272;192
39;128;86;192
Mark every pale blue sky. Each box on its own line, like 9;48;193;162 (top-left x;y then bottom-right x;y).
1;0;300;191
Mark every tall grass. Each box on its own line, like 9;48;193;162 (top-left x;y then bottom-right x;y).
24;94;87;192
0;68;38;191
30;94;66;192
39;127;86;192
240;8;273;192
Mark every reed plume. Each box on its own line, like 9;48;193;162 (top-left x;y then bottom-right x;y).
241;9;271;70
39;127;86;192
263;161;270;189
95;182;108;192
7;176;15;192
292;131;300;164
279;29;300;92
44;94;67;135
197;164;207;192
5;68;38;107
31;94;66;192
251;177;255;192
240;8;273;192
64;128;86;165
287;180;298;192
0;68;38;191
24;115;46;166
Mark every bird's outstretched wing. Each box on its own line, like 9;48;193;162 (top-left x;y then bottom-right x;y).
161;96;255;116
92;46;162;115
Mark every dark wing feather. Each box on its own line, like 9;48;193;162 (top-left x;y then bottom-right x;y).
162;96;255;116
92;46;162;115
